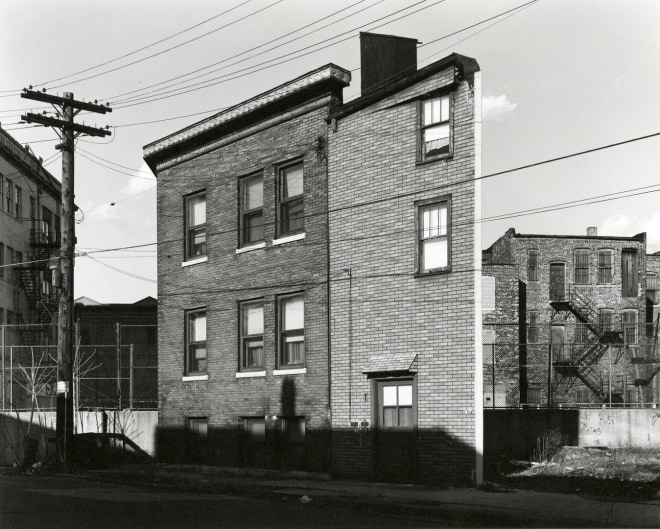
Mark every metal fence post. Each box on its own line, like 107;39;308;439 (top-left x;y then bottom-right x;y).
116;323;121;410
129;344;134;410
1;324;5;412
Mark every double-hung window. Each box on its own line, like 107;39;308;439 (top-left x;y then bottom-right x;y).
599;308;614;333
420;94;452;161
279;295;304;368
240;174;264;246
185;309;207;375
574;249;589;285
528;311;539;343
184;191;206;260
597;249;613;284
379;380;414;429
240;301;264;370
418;199;450;273
528;250;538;281
6;180;12;213
278;163;304;236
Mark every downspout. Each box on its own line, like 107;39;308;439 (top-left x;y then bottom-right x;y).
472;71;484;486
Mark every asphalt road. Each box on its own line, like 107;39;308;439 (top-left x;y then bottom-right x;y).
0;473;449;529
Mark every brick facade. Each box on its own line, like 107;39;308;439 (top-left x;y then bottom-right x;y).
327;57;481;484
484;229;659;406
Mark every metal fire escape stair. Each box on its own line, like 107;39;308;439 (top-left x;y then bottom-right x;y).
631;314;660;387
550;285;623;400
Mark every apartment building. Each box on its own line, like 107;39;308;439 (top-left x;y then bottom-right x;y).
145;33;482;483
483;227;660;408
0;125;61;346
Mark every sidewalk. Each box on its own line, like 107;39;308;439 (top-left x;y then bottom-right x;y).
87;464;660;528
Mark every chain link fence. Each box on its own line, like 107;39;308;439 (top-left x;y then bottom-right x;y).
1;323;157;412
483;322;660;408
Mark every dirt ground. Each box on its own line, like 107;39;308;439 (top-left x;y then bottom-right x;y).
493;446;660;501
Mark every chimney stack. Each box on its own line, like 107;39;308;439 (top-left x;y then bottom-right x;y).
360;32;417;94
587;227;597;237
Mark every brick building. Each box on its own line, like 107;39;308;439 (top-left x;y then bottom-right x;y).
145;33;483;483
327;34;482;484
0;125;61;346
483;228;660;408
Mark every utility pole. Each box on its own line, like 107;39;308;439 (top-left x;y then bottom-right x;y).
21;89;111;467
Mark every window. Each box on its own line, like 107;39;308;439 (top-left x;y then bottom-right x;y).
185;309;207;374
527;250;538;281
240;301;264;370
597;249;613;284
279;295;304;368
6;180;12;213
0;243;3;279
15;186;22;219
420;94;452;160
30;196;36;229
278;163;304;236
184;192;206;260
574;249;589;285
418;199;450;273
6;247;13;282
240;174;264;246
379;380;415;429
621;249;638;297
528;311;539;343
574;321;589;344
622;309;638;345
648;273;658;305
599;308;614;333
185;417;208;464
0;174;3;212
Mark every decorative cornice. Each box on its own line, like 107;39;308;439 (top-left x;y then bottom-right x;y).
145;64;350;159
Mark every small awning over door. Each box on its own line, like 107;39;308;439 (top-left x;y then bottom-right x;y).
362;353;417;378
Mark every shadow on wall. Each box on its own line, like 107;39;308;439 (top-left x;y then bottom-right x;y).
0;412;56;468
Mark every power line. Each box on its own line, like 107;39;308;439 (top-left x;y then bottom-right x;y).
84;255;157;284
43;0;285;92
33;0;259;88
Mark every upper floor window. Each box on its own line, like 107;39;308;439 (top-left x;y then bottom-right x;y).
0;174;4;212
528;311;539;343
240;174;264;246
0;242;4;279
420;94;452;161
418;199;450;273
15;185;22;219
279;294;305;368
574;249;589;285
599;308;614;333
240;301;264;371
528;250;538;281
622;309;638;345
184;191;206;260
278;162;304;236
597;249;613;284
5;180;12;213
621;249;638;297
185;309;207;375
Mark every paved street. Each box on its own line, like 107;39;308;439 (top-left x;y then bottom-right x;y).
0;473;448;529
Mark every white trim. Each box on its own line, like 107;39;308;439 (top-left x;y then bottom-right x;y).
235;242;266;254
235;370;267;378
272;232;305;246
182;374;208;382
273;367;307;376
182;256;208;267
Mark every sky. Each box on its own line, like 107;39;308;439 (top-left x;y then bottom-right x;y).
1;0;659;303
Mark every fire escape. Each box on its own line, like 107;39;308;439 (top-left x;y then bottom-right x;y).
14;220;59;345
549;284;624;401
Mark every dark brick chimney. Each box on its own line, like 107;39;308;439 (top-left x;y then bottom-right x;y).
360;32;417;94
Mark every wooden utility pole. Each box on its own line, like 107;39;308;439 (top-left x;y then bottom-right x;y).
21;89;111;467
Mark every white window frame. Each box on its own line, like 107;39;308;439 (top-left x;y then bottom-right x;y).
185;308;207;375
278;294;305;369
419;93;453;162
417;197;451;274
184;191;207;261
240;300;265;372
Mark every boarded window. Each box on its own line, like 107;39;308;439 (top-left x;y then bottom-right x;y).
621;249;638;297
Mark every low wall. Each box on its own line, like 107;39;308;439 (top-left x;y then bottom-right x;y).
0;410;158;467
484;408;660;467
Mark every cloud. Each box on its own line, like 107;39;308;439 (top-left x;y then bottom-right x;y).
482;94;517;121
601;211;660;252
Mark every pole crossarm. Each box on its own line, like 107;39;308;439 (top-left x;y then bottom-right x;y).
21;89;112;114
21;113;111;137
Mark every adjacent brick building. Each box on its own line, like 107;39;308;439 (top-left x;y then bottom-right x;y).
483;228;660;407
145;33;483;483
0;125;61;346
